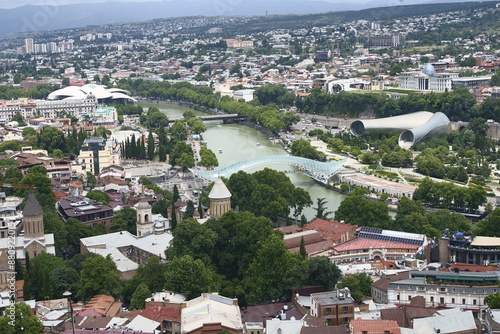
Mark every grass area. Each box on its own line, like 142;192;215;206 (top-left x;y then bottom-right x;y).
373;170;399;179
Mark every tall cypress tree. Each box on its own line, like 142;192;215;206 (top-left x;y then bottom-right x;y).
197;201;203;218
170;203;177;231
172;185;180;203
130;134;137;159
158;144;167;162
147;131;155;160
140;138;146;159
299;236;307;258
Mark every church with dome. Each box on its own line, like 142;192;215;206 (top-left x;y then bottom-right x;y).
208;177;232;219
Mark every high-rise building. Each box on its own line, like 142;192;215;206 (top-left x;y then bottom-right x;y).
25;38;34;54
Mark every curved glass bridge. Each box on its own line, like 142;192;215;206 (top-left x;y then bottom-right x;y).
190;155;347;184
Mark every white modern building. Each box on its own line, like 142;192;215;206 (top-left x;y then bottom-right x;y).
398;64;459;92
387;270;500;312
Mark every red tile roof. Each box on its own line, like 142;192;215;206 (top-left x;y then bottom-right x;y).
333;238;420;253
372;272;411;292
350;319;401;334
140;305;181;323
284;232;323;249
305;219;358;242
449;262;498;272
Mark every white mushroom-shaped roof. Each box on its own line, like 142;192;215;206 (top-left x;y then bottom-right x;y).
48;84;136;102
208;177;231;199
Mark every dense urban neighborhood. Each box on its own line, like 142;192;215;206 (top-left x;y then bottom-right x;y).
1;1;500;334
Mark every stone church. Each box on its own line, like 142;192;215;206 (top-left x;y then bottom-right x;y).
0;192;55;284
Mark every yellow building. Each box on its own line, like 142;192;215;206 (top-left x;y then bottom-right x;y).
77;136;121;175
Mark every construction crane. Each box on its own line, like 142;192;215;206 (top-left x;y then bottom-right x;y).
0;183;36;188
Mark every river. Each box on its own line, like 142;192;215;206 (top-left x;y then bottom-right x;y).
139;101;349;220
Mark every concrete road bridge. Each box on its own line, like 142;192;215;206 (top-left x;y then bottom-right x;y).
169;114;247;123
190;155;347;184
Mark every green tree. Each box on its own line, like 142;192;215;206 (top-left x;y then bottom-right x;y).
244;233;308;304
474;208;500;237
335;195;390;228
110;206;137;234
198;147;219;169
485;292;500;309
205;211;274;280
170;120;188;141
178;152;195;170
78;255;122;301
86;171;97;189
337;273;373;303
255;84;295;106
290;187;313;222
165;218;217;265
136;256;167;292
389;197;432;235
490;71;500;86
169;141;193;167
314;198;333;220
426;209;471;234
305;256;342;291
129;283;151;310
38;126;65;153
86;190;111;206
22;127;37;144
49;266;80;299
416;155;445;178
0;302;43;334
291;139;319;160
147;131;155;160
11;112;26;126
65;218;94;258
67;253;99;272
299;236;307;258
183;200;195;220
189;118;207;134
164;255;219;299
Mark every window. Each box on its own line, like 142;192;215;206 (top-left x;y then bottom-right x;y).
362;331;367;334
326;308;332;315
343;306;349;314
430;297;434;302
462;299;466;304
452;298;455;304
397;295;400;301
440;297;444;304
473;299;477;305
278;329;282;334
408;295;412;301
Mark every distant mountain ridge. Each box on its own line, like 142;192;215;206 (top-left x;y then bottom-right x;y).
0;0;491;38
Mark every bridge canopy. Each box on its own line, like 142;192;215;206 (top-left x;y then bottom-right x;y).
190;155;346;184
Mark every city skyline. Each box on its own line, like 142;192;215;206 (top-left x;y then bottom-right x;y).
0;0;471;10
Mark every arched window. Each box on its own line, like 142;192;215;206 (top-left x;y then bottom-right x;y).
144;214;149;223
278;329;282;334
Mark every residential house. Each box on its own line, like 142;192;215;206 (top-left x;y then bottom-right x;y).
310;289;355;326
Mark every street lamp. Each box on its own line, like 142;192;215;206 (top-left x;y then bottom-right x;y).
63;291;76;334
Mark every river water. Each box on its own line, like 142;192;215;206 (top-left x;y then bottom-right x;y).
139;101;348;220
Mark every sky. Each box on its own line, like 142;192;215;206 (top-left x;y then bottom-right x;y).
0;0;373;10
